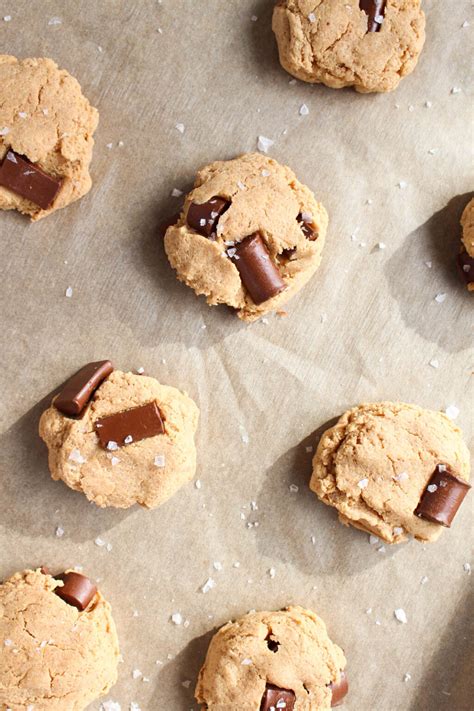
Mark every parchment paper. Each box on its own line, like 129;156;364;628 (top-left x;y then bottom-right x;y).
0;1;472;709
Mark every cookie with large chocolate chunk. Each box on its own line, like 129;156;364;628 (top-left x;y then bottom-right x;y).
0;55;98;220
195;606;347;710
0;568;119;710
272;1;426;93
163;153;328;322
310;402;471;544
39;365;199;509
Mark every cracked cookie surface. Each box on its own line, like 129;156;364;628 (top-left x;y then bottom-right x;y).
310;402;471;543
39;370;199;509
0;55;98;220
0;569;119;710
272;1;426;93
164;153;328;322
195;606;346;710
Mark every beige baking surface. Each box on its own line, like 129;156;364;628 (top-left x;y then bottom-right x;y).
0;1;472;710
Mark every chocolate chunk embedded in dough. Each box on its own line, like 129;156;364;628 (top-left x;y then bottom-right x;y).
55;572;97;611
187;197;230;237
94;401;165;449
359;0;387;33
232;233;286;304
329;670;349;707
415;466;471;527
0;150;62;209
54;361;114;417
260;684;295;711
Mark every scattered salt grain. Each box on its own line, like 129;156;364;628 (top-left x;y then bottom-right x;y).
4;639;13;646
261;169;270;177
213;561;223;571
100;702;121;711
308;12;316;22
181;680;192;689
425;261;432;268
425;101;432;108
132;669;142;680
18;112;27;119
171;188;183;197
175;123;185;134
48;17;62;25
434;293;447;303
136;367;145;374
420;576;428;585
65;287;73;298
462;20;469;28
268;568;276;579
429;359;439;369
130;703;142;711
358;478;369;490
394;608;408;624
201;578;216;594
397;181;408;190
241;658;252;665
369;535;379;545
171;612;183;625
251;15;258;22
55;526;65;538
451;87;462;94
233;562;240;568
393;527;404;536
289;484;299;493
195;479;202;489
376;242;386;250
464;563;471;575
69;448;86;464
3;15;12;22
404;673;412;682
445;405;459;420
427;484;438;493
257;136;274;154
428;148;438;155
299;104;309;116
107;441;119;451
0;127;10;136
154;455;165;467
95;538;106;547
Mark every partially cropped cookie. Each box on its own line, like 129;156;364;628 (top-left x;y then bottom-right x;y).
0;55;98;220
164;153;328;322
39;361;199;509
459;197;474;291
195;606;348;710
0;568;119;710
310;402;471;544
272;1;426;93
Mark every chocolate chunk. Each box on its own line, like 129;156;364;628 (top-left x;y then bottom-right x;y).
457;250;474;286
55;572;97;611
55;361;114;417
265;634;280;653
415;466;471;527
187;196;230;237
0;150;62;210
231;233;286;304
329;671;349;707
297;213;317;241
359;0;387;32
95;401;165;448
260;685;295;711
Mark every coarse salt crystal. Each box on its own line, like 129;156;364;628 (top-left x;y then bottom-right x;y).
201;578;216;594
4;639;13;646
241;658;252;665
107;441;119;451
171;612;183;625
3;15;12;21
394;608;407;624
464;563;471;575
175;123;185;134
445;405;459;420
393;527;404;536
132;669;142;680
420;576;428;585
18;112;27;119
369;535;379;545
397;181;408;189
429;359;439;369
299;104;309;116
377;242;386;250
100;702;121;711
257;136;274;154
136;367;144;374
308;12;316;22
289;484;299;493
425;101;432;108
69;448;85;464
95;537;106;547
65;287;73;298
268;567;276;578
451;87;462;94
0;127;10;135
462;20;469;28
181;679;192;689
427;484;438;493
261;169;270;177
358;478;369;490
48;17;62;25
404;673;412;682
195;479;202;489
55;526;65;538
434;293;447;303
171;188;183;197
213;561;223;571
154;455;165;467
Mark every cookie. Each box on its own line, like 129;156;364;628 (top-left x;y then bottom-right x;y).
0;568;119;710
272;1;426;93
459;197;474;291
195;606;347;710
164;153;328;322
39;361;199;509
0;55;98;220
310;402;471;544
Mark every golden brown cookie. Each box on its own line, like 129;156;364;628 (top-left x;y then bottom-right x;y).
310;402;471;544
0;55;98;220
0;568;119;710
39;362;199;509
272;1;426;93
195;606;347;710
459;197;474;291
164;153;328;322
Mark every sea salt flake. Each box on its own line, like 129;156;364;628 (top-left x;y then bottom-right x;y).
404;673;412;682
434;293;447;303
154;455;165;467
377;242;386;250
464;563;471;575
451;87;462;94
136;367;144;374
171;188;183;197
394;608;408;624
0;127;10;136
201;578;216;594
462;20;469;28
181;680;192;689
308;12;316;22
299;104;309;116
237;181;246;191
95;537;106;547
369;535;379;545
18;112;28;119
4;639;13;646
55;526;65;538
100;702;121;711
425;101;432;108
393;527;404;536
48;17;62;25
69;448;86;464
241;658;252;665
3;15;12;22
429;359;439;369
171;612;183;625
358;478;369;490
420;576;428;585
132;669;142;680
251;15;258;22
261;169;270;177
257;135;274;154
130;703;142;711
425;261;432;268
175;123;185;134
195;479;202;489
427;484;438;493
213;561;223;571
289;484;299;493
397;181;408;190
445;405;459;420
65;287;73;298
107;441;119;451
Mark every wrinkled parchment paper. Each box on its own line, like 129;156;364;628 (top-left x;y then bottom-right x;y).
0;1;472;709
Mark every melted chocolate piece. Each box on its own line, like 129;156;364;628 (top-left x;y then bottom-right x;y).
55;572;97;611
359;0;387;33
54;361;114;417
329;671;349;707
297;213;317;241
457;250;474;286
231;233;286;304
95;401;165;448
187;197;230;237
415;466;471;527
260;684;295;711
0;150;62;209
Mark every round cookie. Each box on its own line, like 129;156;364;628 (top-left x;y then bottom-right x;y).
0;568;119;710
195;606;347;710
310;402;471;544
272;1;426;93
459;197;474;291
39;362;199;509
0;55;98;220
164;153;328;322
